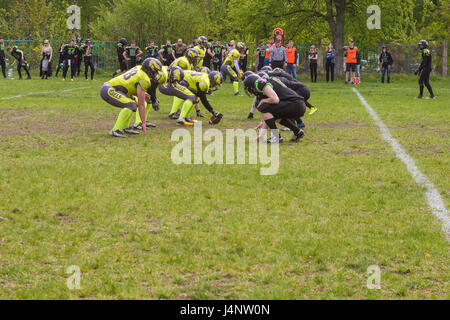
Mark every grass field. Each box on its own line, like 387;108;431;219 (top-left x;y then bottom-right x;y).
0;71;448;300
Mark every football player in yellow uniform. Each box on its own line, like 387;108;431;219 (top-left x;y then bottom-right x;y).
220;43;244;96
133;65;169;130
194;36;208;69
100;58;162;138
159;67;223;126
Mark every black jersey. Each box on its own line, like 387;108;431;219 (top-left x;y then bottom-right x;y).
419;48;432;72
117;42;125;61
256;78;302;102
64;45;77;60
0;42;5;59
276;77;310;99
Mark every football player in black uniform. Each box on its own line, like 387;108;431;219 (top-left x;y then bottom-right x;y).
112;38;128;78
415;40;435;99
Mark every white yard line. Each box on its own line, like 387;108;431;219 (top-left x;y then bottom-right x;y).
353;87;449;238
0;86;93;100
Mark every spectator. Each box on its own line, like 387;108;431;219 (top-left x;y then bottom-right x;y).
123;40;143;69
40;39;53;79
227;40;236;54
174;39;186;59
285;40;298;80
7;45;31;80
309;45;318;82
83;39;95;80
264;38;274;66
55;43;66;78
145;41;159;58
379;45;393;84
256;43;266;70
0;39;6;79
212;40;225;71
203;39;214;69
344;39;358;84
324;43;335;82
159;40;175;66
62;39;77;81
269;39;287;70
239;42;249;72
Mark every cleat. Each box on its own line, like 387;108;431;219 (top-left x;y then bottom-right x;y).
234;92;243;96
308;107;318;116
185;117;198;123
146;122;157;128
291;129;305;142
264;136;283;144
123;128;140;135
428;95;435;99
417;95;423;99
168;113;179;120
247;113;254;120
109;129;128;138
134;123;144;131
177;119;194;126
282;127;291;131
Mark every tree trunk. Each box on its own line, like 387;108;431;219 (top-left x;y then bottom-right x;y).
327;0;346;76
443;39;447;77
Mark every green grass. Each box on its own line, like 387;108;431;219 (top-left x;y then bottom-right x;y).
0;71;448;299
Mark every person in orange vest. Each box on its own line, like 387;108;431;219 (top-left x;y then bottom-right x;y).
344;39;358;84
264;38;274;67
285;40;298;80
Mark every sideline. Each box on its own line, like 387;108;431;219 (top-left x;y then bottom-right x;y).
353;87;449;238
0;86;94;100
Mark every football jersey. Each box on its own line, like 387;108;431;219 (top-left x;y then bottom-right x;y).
11;46;22;61
255;78;301;102
194;45;206;67
171;56;194;71
125;46;140;58
107;66;152;96
223;49;240;68
183;71;210;94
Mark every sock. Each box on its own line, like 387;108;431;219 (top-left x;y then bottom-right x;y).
179;100;194;119
170;97;184;115
280;119;300;135
264;117;277;130
233;81;239;93
113;108;133;131
419;85;424;96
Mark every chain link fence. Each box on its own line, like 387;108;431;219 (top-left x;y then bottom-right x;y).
3;40;448;75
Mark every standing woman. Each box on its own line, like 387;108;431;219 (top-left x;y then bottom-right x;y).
309;45;318;82
324;43;335;82
40;40;52;79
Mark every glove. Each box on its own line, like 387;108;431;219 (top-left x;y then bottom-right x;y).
414;70;419;75
209;112;223;125
152;99;160;111
239;70;244;79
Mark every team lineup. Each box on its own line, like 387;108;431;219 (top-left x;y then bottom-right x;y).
102;36;316;143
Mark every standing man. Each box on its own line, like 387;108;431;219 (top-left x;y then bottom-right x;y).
83;39;95;80
256;43;266;71
173;39;186;59
112;38;128;78
415;40;434;99
239;43;250;73
7;45;31;80
0;39;7;79
212;40;224;71
285;40;298;80
379;45;393;84
145;41;159;58
324;43;336;83
194;36;208;68
159;40;175;66
221;47;243;96
75;37;84;77
203;39;214;69
62;39;77;81
344;39;358;84
264;38;274;66
123;40;143;70
269;40;287;70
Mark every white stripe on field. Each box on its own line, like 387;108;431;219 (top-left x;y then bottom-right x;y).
353;87;449;237
0;86;93;100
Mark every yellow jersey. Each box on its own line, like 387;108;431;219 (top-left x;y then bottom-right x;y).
194;45;206;68
223;49;240;68
107;66;152;96
184;70;210;94
171;56;194;71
